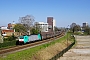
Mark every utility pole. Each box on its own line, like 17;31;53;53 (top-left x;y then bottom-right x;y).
67;25;69;46
0;29;3;43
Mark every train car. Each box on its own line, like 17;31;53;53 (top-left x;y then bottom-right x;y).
19;34;42;44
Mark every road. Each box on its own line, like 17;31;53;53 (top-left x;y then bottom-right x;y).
57;35;90;60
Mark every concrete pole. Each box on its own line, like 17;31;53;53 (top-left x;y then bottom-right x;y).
67;25;69;46
0;29;3;43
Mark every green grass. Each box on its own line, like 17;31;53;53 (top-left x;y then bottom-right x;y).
0;33;74;60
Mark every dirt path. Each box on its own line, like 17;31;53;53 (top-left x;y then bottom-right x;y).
57;35;90;60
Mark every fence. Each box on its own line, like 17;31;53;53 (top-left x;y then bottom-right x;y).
49;38;75;60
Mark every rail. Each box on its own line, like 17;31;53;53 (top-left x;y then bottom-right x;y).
49;37;75;60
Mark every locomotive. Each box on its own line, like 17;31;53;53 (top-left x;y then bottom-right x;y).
19;34;42;44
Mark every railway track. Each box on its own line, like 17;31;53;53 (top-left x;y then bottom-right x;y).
0;32;65;55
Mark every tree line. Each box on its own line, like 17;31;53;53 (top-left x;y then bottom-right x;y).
70;23;90;35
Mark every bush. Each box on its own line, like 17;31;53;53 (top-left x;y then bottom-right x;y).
4;34;17;41
0;34;18;48
0;40;17;48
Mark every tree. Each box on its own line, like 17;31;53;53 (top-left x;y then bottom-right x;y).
70;23;81;33
34;22;41;32
73;25;81;31
70;23;76;29
14;24;27;34
84;26;90;35
54;27;60;31
19;15;35;35
30;28;39;34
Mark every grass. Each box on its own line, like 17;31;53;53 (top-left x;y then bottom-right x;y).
0;33;74;60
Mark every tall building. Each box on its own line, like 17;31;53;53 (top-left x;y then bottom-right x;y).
47;17;53;32
83;22;88;27
47;17;56;32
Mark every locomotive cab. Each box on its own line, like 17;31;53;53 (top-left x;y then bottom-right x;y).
19;36;24;45
19;35;29;44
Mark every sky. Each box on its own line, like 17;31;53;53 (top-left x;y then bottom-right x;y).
0;0;90;27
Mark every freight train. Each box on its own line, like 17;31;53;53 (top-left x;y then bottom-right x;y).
18;31;63;44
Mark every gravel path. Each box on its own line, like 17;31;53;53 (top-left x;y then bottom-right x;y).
57;35;90;60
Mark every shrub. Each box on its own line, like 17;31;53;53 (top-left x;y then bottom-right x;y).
4;34;17;41
0;34;18;48
0;40;17;48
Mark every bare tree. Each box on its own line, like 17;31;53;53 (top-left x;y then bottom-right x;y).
19;15;35;35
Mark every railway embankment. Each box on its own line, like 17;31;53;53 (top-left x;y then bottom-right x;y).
31;40;73;60
31;33;75;60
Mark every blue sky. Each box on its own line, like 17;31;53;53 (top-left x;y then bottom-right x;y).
0;0;90;27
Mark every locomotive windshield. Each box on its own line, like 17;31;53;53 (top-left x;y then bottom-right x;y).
20;36;24;39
